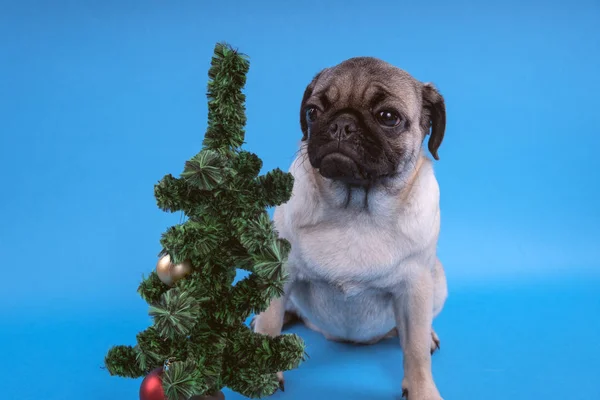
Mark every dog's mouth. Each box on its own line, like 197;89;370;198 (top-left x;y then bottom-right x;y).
308;140;398;186
317;152;369;185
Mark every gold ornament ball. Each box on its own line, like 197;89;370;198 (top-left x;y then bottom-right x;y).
171;259;192;282
156;254;174;286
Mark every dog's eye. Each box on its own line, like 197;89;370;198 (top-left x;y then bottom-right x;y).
376;110;401;127
306;107;319;123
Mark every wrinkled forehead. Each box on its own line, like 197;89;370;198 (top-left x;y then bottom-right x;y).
310;57;421;112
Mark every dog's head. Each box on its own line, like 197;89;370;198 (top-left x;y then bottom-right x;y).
300;57;445;187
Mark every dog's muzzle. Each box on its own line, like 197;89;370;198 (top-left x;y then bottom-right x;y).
319;152;363;182
311;113;371;185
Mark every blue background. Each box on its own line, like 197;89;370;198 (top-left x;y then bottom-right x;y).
1;0;599;399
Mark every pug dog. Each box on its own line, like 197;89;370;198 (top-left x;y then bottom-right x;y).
252;57;448;400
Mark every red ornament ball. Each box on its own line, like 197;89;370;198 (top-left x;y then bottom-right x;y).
140;367;166;400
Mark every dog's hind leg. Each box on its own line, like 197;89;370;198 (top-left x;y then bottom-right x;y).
380;260;446;355
432;259;447;318
379;328;441;354
250;308;300;331
251;295;300;392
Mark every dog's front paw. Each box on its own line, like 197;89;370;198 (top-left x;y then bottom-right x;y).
401;379;442;400
276;371;285;392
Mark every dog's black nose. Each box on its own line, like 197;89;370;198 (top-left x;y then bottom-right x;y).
328;116;358;140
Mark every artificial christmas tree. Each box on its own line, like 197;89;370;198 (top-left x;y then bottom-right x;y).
104;42;306;400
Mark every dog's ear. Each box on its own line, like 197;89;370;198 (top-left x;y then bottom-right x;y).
420;83;446;160
300;69;326;141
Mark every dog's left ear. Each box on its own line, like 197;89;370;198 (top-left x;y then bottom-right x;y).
420;83;446;160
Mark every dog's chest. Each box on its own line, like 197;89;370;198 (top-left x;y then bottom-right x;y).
286;217;405;341
290;215;409;288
